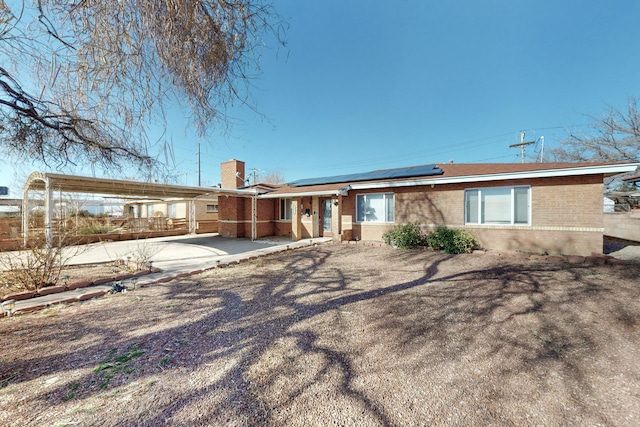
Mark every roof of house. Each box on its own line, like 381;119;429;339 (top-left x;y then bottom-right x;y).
259;162;640;198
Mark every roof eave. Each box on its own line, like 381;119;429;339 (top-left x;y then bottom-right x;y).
259;187;350;199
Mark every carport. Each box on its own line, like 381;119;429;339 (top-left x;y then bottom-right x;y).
22;171;258;247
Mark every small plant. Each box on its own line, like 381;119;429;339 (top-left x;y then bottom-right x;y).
63;383;81;401
425;226;477;254
0;233;81;292
382;223;427;249
126;238;165;271
94;344;145;389
532;331;566;358
0;372;17;388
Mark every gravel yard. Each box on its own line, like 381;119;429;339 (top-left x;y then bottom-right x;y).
1;243;639;426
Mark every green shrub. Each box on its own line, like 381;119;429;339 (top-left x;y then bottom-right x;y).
382;223;427;249
425;226;477;254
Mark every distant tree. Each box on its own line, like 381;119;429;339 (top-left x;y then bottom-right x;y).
259;169;286;185
548;99;640;162
0;1;283;173
615;182;638;192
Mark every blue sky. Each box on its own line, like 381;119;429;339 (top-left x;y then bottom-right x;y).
2;0;640;194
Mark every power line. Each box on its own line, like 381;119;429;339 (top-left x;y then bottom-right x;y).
509;131;536;164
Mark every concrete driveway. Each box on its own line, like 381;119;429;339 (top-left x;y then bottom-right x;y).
3;233;331;276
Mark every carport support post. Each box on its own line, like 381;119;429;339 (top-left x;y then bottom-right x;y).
251;195;257;241
188;199;196;234
21;188;29;247
44;177;53;249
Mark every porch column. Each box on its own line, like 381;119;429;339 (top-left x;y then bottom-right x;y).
331;196;341;241
311;197;319;238
291;198;302;241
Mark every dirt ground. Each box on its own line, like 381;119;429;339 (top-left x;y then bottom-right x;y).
1;244;639;426
0;262;137;295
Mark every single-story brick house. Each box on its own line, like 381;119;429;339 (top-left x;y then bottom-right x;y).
218;159;639;256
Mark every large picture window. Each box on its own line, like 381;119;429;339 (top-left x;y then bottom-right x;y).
280;198;292;220
465;186;530;225
356;193;394;223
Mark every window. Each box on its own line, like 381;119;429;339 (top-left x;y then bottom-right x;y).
465;186;530;225
280;198;292;220
146;204;154;218
167;203;177;218
206;204;218;213
356;193;394;223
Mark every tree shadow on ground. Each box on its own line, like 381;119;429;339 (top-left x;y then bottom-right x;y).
1;245;639;426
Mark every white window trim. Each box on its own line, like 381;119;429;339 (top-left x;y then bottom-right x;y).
465;185;531;226
206;204;218;213
280;198;292;221
356;192;395;223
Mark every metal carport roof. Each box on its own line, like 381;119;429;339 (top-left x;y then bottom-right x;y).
22;171;258;247
23;171;257;199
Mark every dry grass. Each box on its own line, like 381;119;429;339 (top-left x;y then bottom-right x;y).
1;244;639;426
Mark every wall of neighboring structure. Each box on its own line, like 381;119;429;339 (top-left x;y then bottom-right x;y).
123;199;219;233
604;210;640;242
342;175;605;256
195;200;219;233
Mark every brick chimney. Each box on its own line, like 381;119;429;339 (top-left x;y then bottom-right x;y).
221;159;245;189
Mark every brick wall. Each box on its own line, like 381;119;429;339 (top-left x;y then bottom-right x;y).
340;175;605;256
218;195;245;238
604;211;640;242
194;200;218;222
218;196;282;239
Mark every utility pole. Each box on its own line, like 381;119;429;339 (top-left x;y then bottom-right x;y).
197;138;201;186
249;168;261;186
510;131;536;164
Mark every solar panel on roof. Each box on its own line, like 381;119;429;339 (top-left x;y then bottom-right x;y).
287;164;443;187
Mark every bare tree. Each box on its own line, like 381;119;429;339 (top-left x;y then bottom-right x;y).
259;168;286;185
549;99;640;162
0;0;283;173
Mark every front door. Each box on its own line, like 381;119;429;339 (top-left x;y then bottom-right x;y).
321;199;332;237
